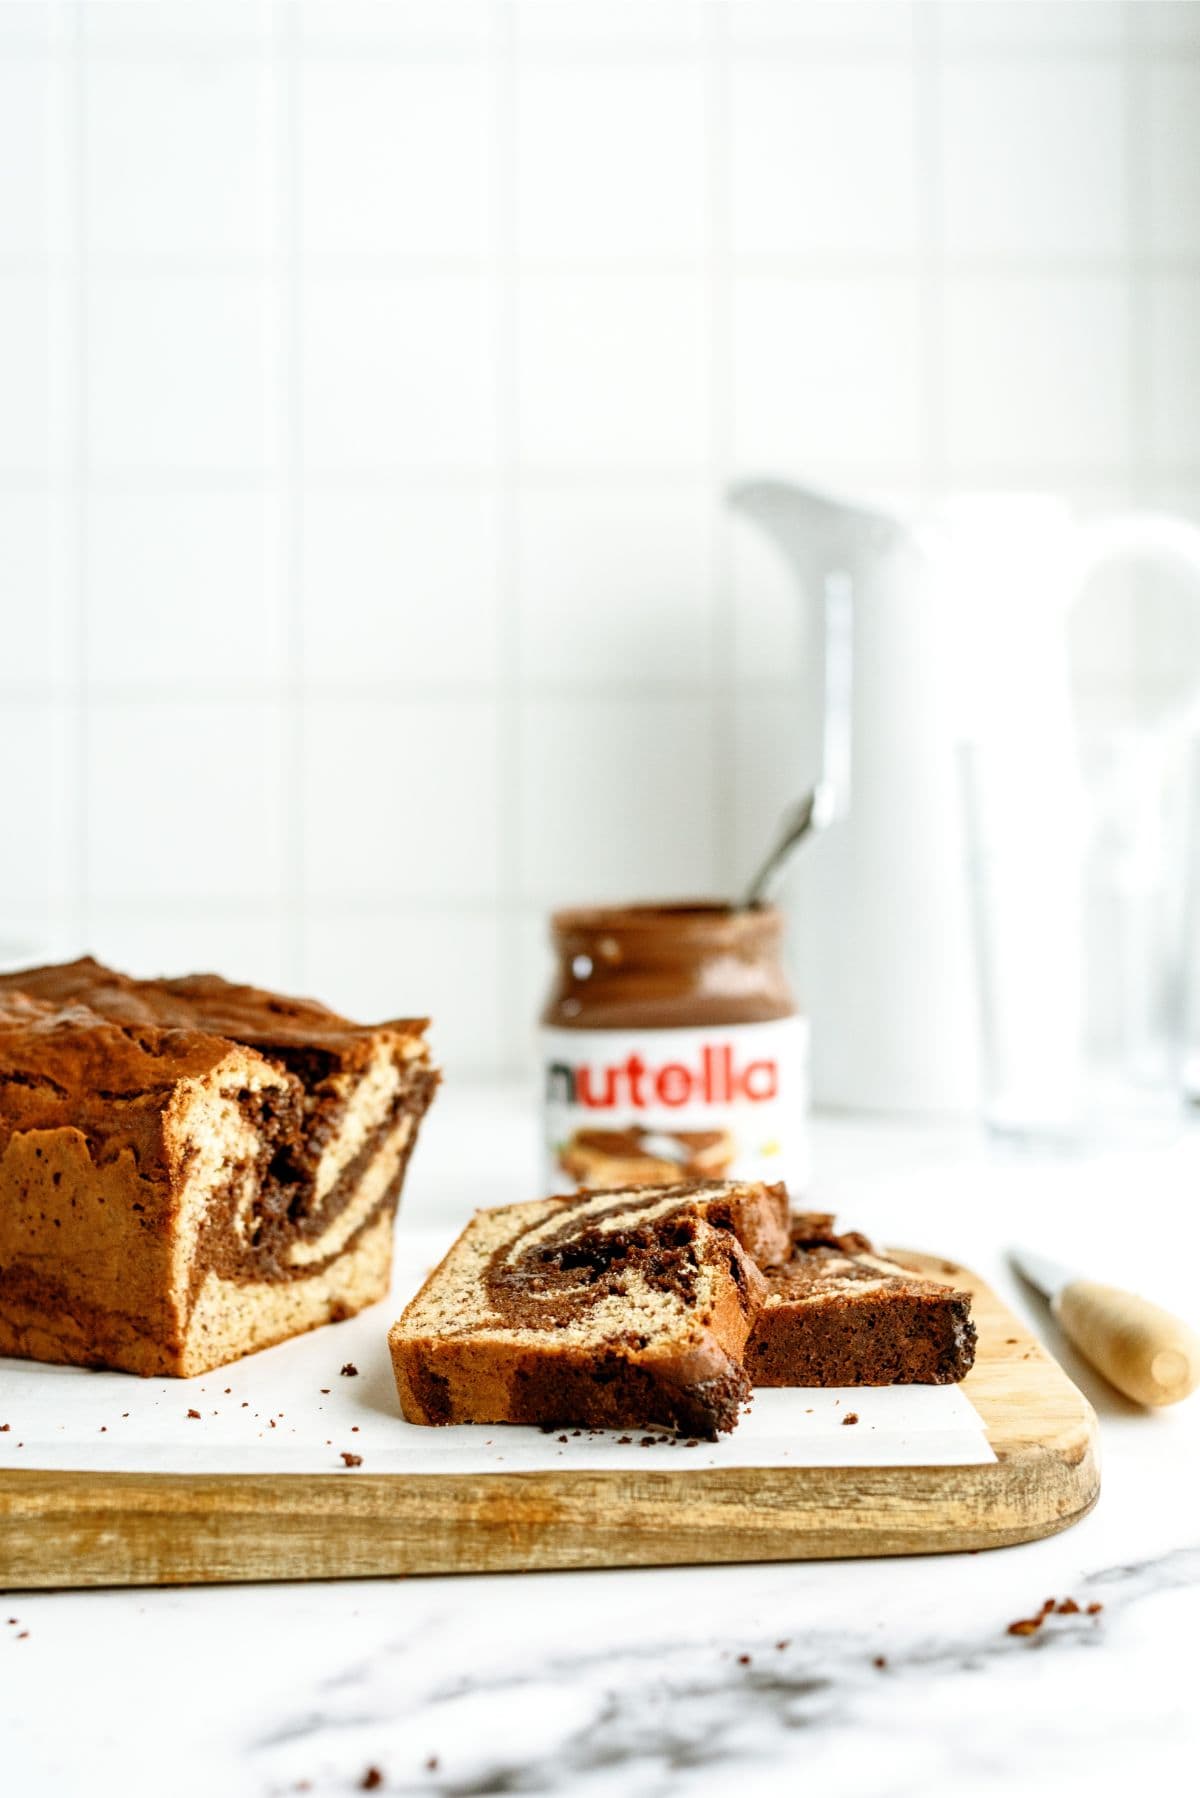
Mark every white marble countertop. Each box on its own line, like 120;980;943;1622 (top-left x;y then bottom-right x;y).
5;1084;1200;1797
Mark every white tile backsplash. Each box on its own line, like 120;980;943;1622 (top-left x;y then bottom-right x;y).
518;694;717;903
86;491;280;689
0;490;66;689
938;2;1125;48
0;2;56;48
941;64;1127;257
0;274;65;474
729;62;918;256
85;699;286;903
299;1;495;48
301;487;501;686
0;53;67;256
733;273;922;473
943;275;1130;473
516;62;707;258
83;2;272;43
302;273;499;471
1146;62;1200;257
301;697;501;902
515;2;705;47
1148;276;1200;467
517;485;714;684
0;699;73;909
517;270;710;468
729;507;810;685
1;0;1196;1076
728;3;914;47
84;53;272;257
1145;1;1200;50
300;61;494;257
86;273;273;474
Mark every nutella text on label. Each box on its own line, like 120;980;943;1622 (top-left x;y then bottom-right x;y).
541;1020;809;1193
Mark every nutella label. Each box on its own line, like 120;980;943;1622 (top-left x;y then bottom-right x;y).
540;1019;809;1195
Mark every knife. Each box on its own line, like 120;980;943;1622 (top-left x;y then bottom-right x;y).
1010;1246;1200;1407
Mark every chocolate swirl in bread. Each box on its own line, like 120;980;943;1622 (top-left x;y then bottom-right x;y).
390;1180;787;1438
0;958;437;1376
747;1215;977;1386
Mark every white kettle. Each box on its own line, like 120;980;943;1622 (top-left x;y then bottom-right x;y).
730;480;1200;1116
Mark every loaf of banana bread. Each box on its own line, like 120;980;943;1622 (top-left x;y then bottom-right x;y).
0;957;438;1376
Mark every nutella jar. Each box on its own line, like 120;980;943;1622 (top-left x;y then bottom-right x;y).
540;902;808;1194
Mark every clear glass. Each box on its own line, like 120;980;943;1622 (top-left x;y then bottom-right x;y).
960;730;1200;1146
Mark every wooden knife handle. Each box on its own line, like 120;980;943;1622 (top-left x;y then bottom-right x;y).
1053;1280;1200;1407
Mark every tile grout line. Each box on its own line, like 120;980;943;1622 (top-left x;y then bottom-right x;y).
10;249;1200;277
1125;2;1153;497
915;1;945;496
706;0;736;896
68;0;88;952
495;1;524;1073
30;36;1198;68
276;0;305;990
1124;0;1156;702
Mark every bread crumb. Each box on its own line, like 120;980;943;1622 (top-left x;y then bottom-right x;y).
341;1363;358;1377
842;1412;859;1426
340;1451;363;1468
186;1408;200;1420
360;1769;383;1791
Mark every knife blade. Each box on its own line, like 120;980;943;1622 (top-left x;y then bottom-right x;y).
1009;1244;1077;1301
1010;1245;1200;1408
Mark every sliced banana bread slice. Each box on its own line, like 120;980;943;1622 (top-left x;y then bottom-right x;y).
747;1215;977;1387
390;1181;780;1438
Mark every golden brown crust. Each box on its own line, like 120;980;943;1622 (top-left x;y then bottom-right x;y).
0;958;437;1377
1;953;427;1044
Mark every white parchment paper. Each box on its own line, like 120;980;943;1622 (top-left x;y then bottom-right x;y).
0;1226;995;1474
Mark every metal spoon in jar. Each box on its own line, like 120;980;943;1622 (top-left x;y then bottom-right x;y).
740;782;837;910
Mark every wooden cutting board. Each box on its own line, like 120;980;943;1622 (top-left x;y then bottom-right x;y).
0;1253;1098;1588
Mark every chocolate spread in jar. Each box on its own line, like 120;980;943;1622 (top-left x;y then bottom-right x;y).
540;902;808;1194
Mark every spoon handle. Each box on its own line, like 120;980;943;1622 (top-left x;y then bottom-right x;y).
740;785;833;910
